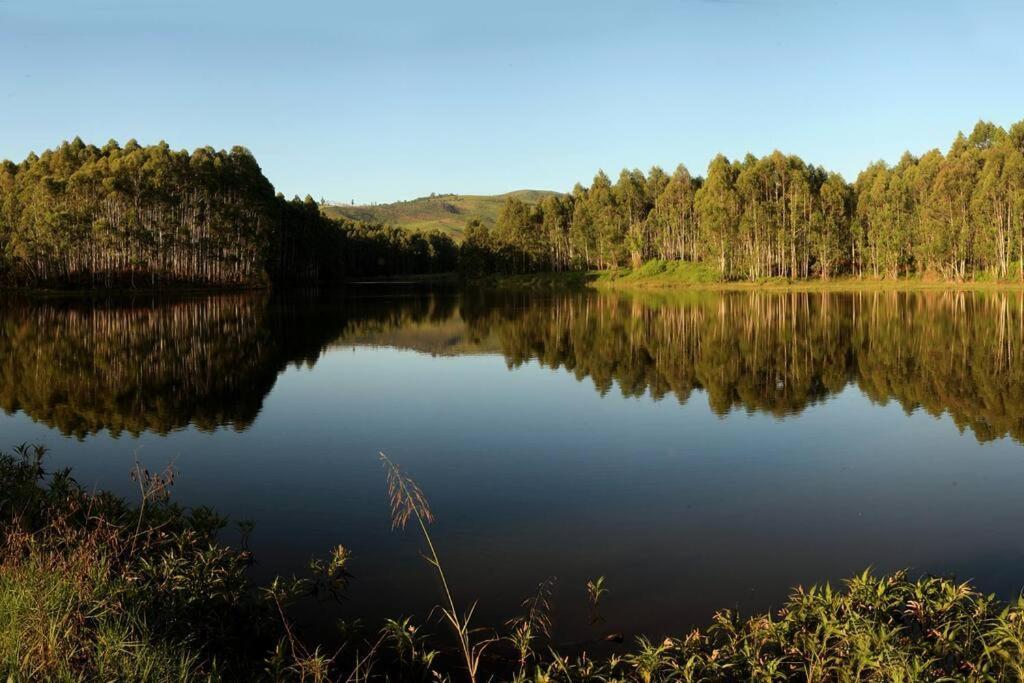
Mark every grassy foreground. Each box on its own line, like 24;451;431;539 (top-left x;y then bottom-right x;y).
3;445;1024;681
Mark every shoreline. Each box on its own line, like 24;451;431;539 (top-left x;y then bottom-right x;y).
483;267;1024;293
594;278;1024;292
5;269;1024;297
0;283;271;298
6;443;1024;680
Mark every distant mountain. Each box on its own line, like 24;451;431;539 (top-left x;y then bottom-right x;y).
321;189;559;240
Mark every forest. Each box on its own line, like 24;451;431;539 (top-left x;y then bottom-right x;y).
463;119;1024;281
3;120;1023;288
0;139;457;287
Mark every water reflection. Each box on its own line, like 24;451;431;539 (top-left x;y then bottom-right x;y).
457;290;1024;442
2;289;1022;444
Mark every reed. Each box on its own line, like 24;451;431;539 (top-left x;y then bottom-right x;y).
379;452;494;683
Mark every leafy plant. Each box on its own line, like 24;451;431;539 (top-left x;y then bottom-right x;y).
507;577;557;672
586;575;608;625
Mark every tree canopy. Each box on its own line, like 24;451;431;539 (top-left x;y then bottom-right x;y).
4;121;1023;286
0;139;457;287
461;119;1024;281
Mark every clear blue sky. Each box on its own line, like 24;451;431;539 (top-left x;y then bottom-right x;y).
2;0;1022;203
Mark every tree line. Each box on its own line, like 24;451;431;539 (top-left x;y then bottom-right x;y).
0;138;457;287
462;119;1024;281
5;121;1023;287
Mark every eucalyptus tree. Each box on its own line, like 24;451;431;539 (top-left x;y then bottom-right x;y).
463;117;1024;282
646;164;698;262
0;139;455;286
8;119;1024;287
694;155;741;276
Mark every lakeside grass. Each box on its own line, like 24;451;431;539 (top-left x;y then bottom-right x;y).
4;444;1024;681
485;260;1024;292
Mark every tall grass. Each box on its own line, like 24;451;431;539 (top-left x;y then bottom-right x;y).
0;444;274;680
4;445;1024;681
380;452;494;683
0;537;201;680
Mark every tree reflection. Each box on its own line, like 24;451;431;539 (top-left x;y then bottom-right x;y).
344;289;1024;444
2;289;1022;444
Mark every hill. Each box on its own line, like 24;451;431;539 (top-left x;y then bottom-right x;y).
321;189;559;240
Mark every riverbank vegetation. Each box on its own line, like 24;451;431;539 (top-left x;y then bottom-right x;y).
4;443;1024;681
0;139;456;288
485;261;1024;292
461;119;1024;284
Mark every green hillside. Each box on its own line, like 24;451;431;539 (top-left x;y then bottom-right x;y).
321;189;558;240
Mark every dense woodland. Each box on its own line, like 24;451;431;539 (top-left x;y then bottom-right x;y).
3;120;1023;287
0;139;456;287
463;119;1024;281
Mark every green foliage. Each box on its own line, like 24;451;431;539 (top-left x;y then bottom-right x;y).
5;120;1024;287
0;140;457;288
497;570;1024;682
586;576;608;610
0;444;266;679
5;120;1023;288
0;549;202;681
0;444;359;680
596;259;722;285
456;119;1024;284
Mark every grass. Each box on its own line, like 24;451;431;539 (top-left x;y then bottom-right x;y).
471;261;722;291
0;444;292;680
370;457;1024;682
322;190;559;240
479;259;1024;293
0;540;200;680
594;259;724;287
474;270;597;290
594;260;1024;291
5;444;1024;681
381;452;492;682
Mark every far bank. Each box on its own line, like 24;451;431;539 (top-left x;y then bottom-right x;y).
480;260;1024;292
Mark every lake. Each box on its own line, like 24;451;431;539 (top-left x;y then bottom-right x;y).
2;286;1024;644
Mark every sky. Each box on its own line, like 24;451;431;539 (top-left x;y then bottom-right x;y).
1;0;1023;204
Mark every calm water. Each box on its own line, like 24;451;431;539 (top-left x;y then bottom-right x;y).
3;287;1024;642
